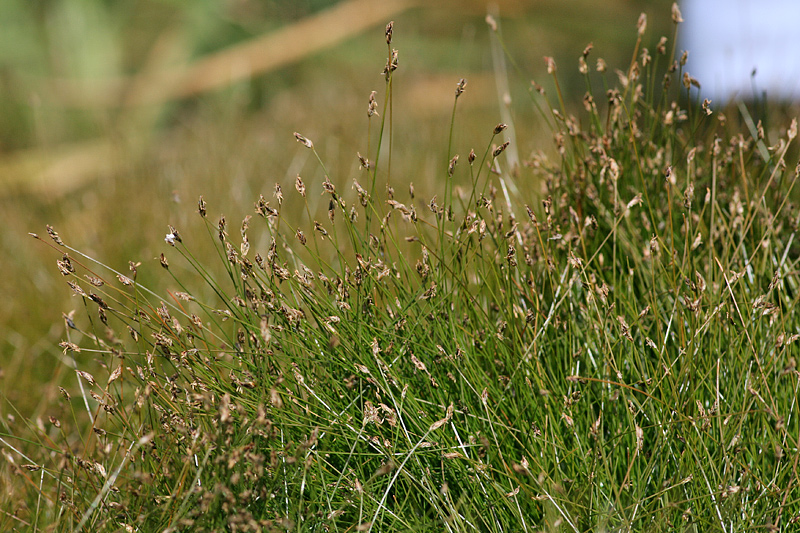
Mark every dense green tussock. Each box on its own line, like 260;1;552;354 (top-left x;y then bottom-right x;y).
5;5;800;531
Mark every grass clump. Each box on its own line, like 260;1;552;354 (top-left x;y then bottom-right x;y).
6;6;800;531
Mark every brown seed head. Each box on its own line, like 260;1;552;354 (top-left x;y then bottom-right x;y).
357;152;370;170
295;176;306;197
322;177;336;195
455;78;467;98
293;132;313;149
57;254;74;276
385;21;393;45
368;91;379;117
448;155;459;176
198;196;207;217
494;123;508;135
46;225;64;246
493;141;510;158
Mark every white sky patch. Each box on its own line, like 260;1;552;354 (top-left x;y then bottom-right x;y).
681;0;800;101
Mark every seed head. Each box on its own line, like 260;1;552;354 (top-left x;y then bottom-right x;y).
293;132;313;149
494;123;508;135
322;177;336;195
76;370;96;386
455;78;467;98
295;175;306;197
448;155;459;176
382;49;399;80
357;152;370;169
671;2;683;23
46;225;64;246
544;56;556;74
164;225;181;246
636;13;647;36
57;254;74;276
368;91;379;117
198;196;207;217
385;21;393;44
656;36;667;55
493;141;510;158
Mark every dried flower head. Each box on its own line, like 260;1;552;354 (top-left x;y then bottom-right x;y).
448;155;459;176
544;56;557;74
357;152;370;170
671;2;683;23
455;78;467;98
165;225;181;246
368;91;379;117
656;36;668;55
57;254;74;276
493;141;510;158
46;225;64;245
385;20;393;45
295;175;306;197
294;132;313;149
322;177;336;195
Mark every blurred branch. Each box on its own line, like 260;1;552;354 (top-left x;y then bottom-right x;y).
0;140;115;197
50;0;421;109
1;0;419;196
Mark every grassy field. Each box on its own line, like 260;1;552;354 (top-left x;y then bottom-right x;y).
3;1;800;531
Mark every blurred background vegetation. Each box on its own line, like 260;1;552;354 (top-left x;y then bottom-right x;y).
0;0;674;416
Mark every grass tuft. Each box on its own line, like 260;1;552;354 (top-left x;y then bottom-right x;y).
4;5;800;531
